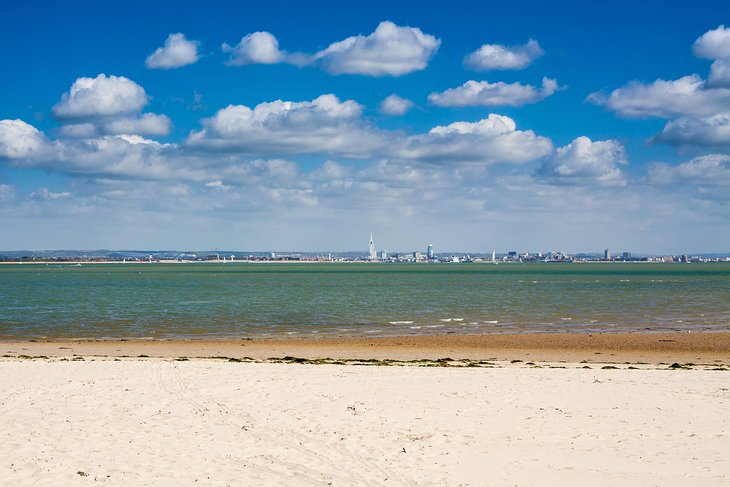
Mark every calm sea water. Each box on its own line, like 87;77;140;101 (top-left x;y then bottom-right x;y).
1;262;729;339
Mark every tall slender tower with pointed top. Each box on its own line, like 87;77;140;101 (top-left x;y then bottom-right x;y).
369;233;377;260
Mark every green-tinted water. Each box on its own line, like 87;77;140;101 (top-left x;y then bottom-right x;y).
1;262;729;339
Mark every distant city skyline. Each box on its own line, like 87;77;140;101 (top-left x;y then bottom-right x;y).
1;1;730;253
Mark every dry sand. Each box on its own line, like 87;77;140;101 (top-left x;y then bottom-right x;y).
1;333;729;486
0;360;728;485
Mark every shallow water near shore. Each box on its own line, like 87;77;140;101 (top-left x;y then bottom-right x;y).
1;262;729;339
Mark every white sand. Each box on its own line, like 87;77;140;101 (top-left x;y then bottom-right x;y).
0;360;728;486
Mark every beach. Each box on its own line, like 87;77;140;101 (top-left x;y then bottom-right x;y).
2;332;729;486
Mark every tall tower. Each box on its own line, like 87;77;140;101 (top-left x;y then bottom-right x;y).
427;244;434;260
369;233;377;260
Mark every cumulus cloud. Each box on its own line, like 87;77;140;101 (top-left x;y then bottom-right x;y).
312;21;440;76
58;114;172;138
379;94;414;115
0;119;50;159
395;114;553;165
53;74;149;119
429;77;559;107
708;59;730;87
145;33;200;69
654;112;730;147
50;75;173;140
692;25;730;60
692;26;730;87
223;22;440;77
186;94;387;157
588;74;730;118
649;154;730;185
539;136;627;186
222;31;287;66
101;113;172;136
464;39;544;71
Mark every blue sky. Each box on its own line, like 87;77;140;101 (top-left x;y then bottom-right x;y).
1;0;729;253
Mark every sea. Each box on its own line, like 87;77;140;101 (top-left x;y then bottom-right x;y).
1;262;729;339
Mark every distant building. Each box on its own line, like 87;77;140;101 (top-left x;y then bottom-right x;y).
604;249;611;260
622;252;631;260
427;244;434;260
413;251;422;261
380;250;388;260
369;233;377;260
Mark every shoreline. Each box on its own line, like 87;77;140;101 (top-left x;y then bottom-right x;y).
3;331;730;364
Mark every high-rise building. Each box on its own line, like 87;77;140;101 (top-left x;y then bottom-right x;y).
427;244;434;259
604;249;611;260
369;233;377;260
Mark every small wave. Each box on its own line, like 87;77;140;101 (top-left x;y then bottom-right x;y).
426;324;444;328
560;317;572;321
409;326;422;329
440;318;464;322
484;320;499;324
389;320;414;325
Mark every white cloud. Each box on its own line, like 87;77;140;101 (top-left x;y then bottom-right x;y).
692;25;730;60
649;154;730;185
186;94;387;157
708;59;730;87
0;119;49;159
312;21;440;76
205;180;227;189
654;112;730;147
58;114;172;137
52;74;149;119
222;31;286;66
31;188;71;200
102;113;172;136
145;33;200;69
396;114;553;165
539;136;627;186
221;22;440;77
57;123;97;138
692;26;730;87
379;94;414;115
588;74;730;118
0;183;14;201
429;77;559;107
464;39;544;71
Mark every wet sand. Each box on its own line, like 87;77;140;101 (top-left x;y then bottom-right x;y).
2;331;729;364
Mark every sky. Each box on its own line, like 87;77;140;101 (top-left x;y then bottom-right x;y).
1;0;730;253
